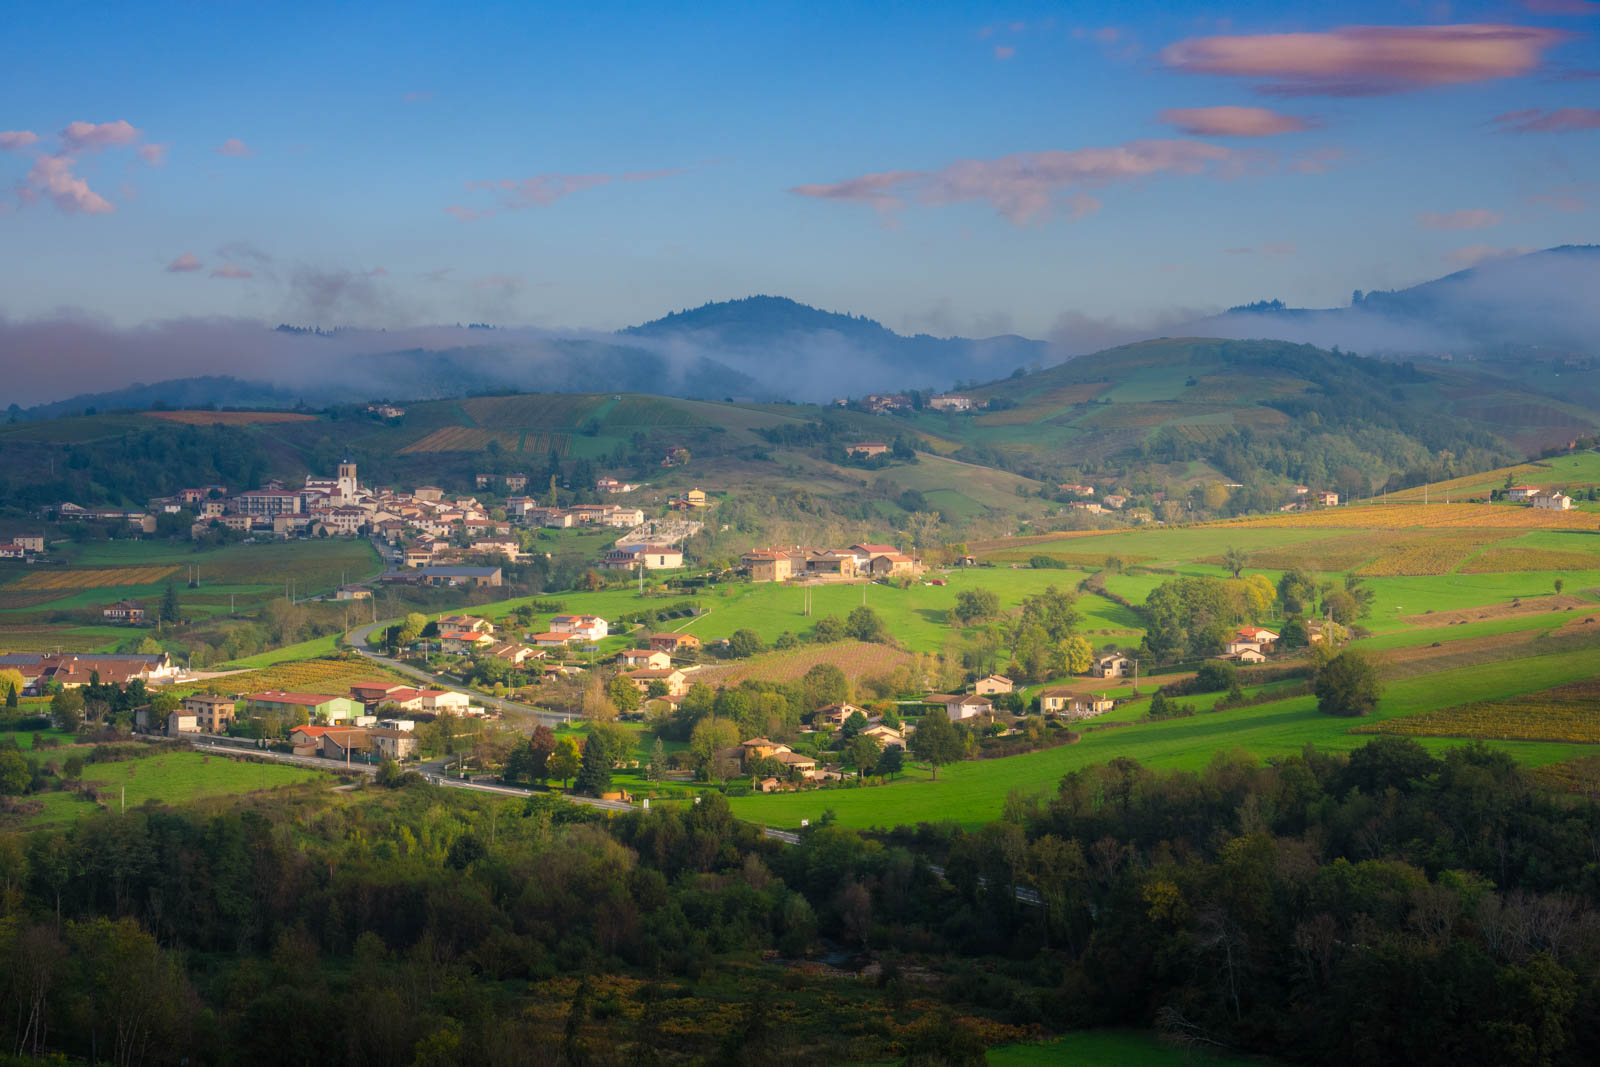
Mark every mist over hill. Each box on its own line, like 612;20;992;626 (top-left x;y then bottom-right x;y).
1188;246;1600;357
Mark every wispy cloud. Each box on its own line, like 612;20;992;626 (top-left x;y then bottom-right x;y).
1489;106;1600;131
1162;24;1570;96
402;90;433;102
137;143;170;166
59;119;140;151
1417;208;1503;229
1526;183;1590;211
216;138;252;157
166;253;203;273
210;263;253;279
23;155;114;214
0;130;40;152
1157;105;1314;136
994;45;1016;60
790;139;1254;226
1522;0;1599;14
1443;243;1537;268
1225;242;1297;255
451;167;681;219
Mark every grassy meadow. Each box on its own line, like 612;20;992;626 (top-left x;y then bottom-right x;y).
23;750;329;827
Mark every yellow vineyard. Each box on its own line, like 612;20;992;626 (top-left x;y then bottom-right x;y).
1362;680;1600;745
398;427;523;454
1222;502;1598;531
11;566;180;590
176;656;407;697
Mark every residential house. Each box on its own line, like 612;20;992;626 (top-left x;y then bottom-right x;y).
742;550;792;583
439;630;494;654
413;486;445;502
862;723;906;749
438;614;494;634
334;585;372;600
1102;494;1127;509
1038;690;1115;719
775;750;820;778
1533;492;1574;511
1229;647;1267;664
529;632;575;648
815;702;868;728
1224;639;1264;658
626;667;688;698
1316;491;1340;507
319;728;374;762
804;550;857;580
848;543;899;568
244;691;364;724
937;693;993;720
604;545;683;570
847;442;889;457
1292;485;1310;496
504;473;528;491
0;543;24;560
101;600;146;624
649;632;701;654
1092;654;1133;678
367;728;419;761
619;649;673;670
181;693;236;733
863;393;910;414
671;488;710;510
470;538;522;559
1058;484;1095;496
551;614;609;641
486;642;540;666
928;395;973;412
603;506;646;527
739;737;790;764
233;488;302;518
974;674;1014;696
1236;626;1279;651
1506;485;1539;502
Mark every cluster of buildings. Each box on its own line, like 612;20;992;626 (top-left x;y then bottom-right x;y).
740;543;922;583
0;535;46;561
857;393;979;415
0;651;179;695
1280;487;1340;511
1506;485;1575;510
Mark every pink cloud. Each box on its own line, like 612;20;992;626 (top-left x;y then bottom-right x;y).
994;45;1016;60
1161;24;1570;95
1417;208;1503;229
1523;0;1599;13
1490;106;1600;131
1443;243;1537;268
1289;146;1346;173
791;140;1249;225
1226;242;1296;255
24;155;114;214
210;264;253;279
137;143;170;166
1225;246;1255;255
457;168;680;215
1158;105;1313;136
216;138;252;157
1526;183;1590;211
166;253;203;273
402;90;433;102
0;130;40;152
59;119;140;151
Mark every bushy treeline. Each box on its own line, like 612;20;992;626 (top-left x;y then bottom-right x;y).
2;738;1599;1065
0;424;270;511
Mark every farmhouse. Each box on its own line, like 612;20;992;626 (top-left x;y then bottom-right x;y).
1236;626;1279;650
439;630;494;654
438;614;494;634
650;632;701;653
485;642;540;666
868;552;919;578
334;585;372;601
367;728;419;761
166;712;200;736
1506;485;1539;502
1533;492;1573;511
803;550;858;580
180;693;237;733
604;545;684;570
418;565;503;587
101;600;146;624
862;723;906;748
847;442;889;457
1092;654;1132;679
1315;491;1340;507
928;395;973;412
741;550;792;583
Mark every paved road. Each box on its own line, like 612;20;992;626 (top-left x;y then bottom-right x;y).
344;620;573;727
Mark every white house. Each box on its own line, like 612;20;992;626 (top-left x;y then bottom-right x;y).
550;614;609;641
1533;492;1573;511
939;693;992;720
1506;485;1540;502
1092;654;1132;679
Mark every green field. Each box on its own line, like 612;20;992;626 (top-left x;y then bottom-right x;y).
23;749;329;826
989;1030;1265;1066
725;646;1600;830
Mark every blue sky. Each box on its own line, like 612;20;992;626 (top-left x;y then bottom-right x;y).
2;0;1597;339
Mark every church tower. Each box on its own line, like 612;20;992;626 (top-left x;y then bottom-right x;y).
337;453;358;497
